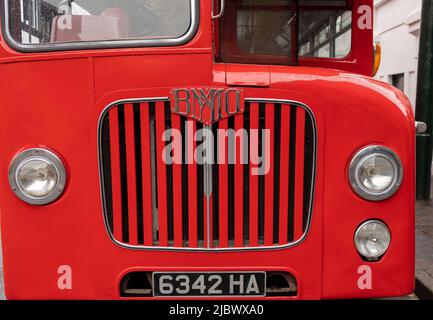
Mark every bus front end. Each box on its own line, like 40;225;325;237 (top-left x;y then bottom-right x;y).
0;0;415;300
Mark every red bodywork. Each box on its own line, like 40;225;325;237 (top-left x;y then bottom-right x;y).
0;0;415;299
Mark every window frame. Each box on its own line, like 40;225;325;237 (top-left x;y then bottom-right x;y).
0;0;200;52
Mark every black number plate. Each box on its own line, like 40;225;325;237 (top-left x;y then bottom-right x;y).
153;272;266;297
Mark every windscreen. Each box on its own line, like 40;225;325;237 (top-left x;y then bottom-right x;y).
5;0;193;46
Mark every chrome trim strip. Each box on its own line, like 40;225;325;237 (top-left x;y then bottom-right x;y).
211;0;225;19
1;0;200;53
98;97;317;252
203;124;213;249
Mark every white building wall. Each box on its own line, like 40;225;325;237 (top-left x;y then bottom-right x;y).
374;0;422;108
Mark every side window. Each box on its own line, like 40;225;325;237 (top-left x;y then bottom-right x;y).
218;0;353;65
299;10;352;58
219;0;298;65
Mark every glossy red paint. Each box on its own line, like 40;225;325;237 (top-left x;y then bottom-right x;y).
0;0;415;300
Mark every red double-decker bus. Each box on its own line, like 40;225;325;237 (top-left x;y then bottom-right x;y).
0;0;415;300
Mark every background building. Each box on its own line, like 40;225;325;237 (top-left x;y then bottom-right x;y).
374;0;422;108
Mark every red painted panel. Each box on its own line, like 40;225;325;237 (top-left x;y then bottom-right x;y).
109;108;123;241
124;104;138;245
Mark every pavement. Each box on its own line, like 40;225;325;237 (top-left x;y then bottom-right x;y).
0;195;432;300
415;199;433;300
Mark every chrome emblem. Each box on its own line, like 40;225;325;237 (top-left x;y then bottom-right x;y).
171;88;245;125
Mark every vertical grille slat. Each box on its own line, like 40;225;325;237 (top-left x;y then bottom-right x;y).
278;106;291;245
155;101;169;246
303;115;315;232
264;103;275;246
258;103;266;245
196;123;205;247
100;98;316;250
294;108;306;240
218;118;229;248
227;117;235;245
108;108;123;242
248;102;260;247
234;113;245;248
273;105;282;245
149;105;158;245
139;103;154;246
171;113;184;247
287;106;297;242
124;104;139;245
243;103;251;246
164;103;175;245
187;120;198;248
133;104;144;245
181;118;189;246
117;106;130;244
212;123;220;247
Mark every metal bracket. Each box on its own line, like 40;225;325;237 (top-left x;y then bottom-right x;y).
416;121;428;135
212;0;225;19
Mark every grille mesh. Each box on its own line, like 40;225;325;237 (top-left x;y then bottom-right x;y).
99;98;316;250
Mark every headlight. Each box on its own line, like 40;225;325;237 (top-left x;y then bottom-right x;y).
354;220;391;260
349;146;403;201
8;148;67;205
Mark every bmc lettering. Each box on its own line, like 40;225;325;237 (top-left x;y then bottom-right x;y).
171;88;244;125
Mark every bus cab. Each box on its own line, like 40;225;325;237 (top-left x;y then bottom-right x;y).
0;0;415;299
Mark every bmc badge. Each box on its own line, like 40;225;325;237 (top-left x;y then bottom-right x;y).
171;88;245;125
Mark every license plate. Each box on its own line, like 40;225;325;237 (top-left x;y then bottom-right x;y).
152;272;266;297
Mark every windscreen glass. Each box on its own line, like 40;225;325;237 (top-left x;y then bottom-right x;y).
5;0;193;46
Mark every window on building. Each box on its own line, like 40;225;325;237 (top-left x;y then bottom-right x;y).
391;73;405;92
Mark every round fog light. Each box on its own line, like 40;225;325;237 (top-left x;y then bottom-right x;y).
354;220;391;260
9;149;67;205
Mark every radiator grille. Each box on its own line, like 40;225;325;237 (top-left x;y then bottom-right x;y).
99;98;316;250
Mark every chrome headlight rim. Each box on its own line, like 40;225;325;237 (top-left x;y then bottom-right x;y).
349;145;403;201
8;148;67;205
354;220;391;261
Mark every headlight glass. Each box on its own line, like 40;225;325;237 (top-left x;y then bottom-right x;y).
9;149;67;205
17;158;58;197
355;220;391;260
349;146;403;201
